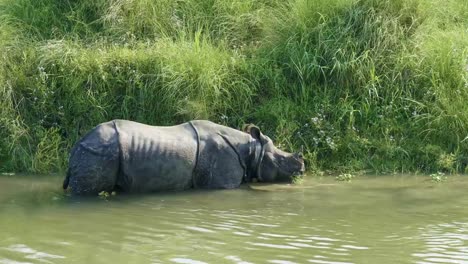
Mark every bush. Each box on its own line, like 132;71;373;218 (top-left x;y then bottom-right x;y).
1;0;467;174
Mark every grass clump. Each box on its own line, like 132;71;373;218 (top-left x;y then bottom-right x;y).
0;0;468;175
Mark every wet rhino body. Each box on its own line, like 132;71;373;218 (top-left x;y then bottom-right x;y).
63;120;304;195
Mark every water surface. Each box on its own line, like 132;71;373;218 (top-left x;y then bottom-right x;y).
1;175;468;263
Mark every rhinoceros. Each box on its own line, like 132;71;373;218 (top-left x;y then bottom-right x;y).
62;120;305;194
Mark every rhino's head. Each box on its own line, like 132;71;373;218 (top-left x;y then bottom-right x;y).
244;125;305;182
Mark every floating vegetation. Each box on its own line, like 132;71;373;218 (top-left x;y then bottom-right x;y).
98;191;117;200
429;172;448;183
335;173;356;182
291;175;304;185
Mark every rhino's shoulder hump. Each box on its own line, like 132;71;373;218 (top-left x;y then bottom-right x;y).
190;120;246;136
188;120;216;128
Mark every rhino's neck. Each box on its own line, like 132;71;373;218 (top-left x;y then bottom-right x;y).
247;138;264;182
189;121;201;179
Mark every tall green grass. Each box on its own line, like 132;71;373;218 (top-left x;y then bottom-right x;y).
1;0;467;174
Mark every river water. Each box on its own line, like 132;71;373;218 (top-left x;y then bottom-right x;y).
0;175;468;264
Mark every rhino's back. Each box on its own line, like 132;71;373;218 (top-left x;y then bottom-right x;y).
114;120;198;192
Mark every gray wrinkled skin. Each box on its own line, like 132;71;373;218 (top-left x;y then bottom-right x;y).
63;120;305;195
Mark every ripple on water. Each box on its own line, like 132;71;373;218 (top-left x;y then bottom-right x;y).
413;221;468;264
2;244;65;262
306;236;340;242
307;260;353;264
170;258;208;264
224;255;253;264
287;242;327;249
0;260;33;264
340;245;369;250
247;242;300;250
268;260;299;264
261;233;297;239
185;226;216;233
233;231;252;236
7;176;449;264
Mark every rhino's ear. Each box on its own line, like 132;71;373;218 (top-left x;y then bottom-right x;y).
242;124;252;133
243;124;262;140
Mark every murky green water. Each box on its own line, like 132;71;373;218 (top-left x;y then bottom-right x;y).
1;175;468;264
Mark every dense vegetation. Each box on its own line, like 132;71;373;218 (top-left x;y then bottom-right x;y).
1;0;467;174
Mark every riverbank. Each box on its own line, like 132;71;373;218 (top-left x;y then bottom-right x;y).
1;0;467;174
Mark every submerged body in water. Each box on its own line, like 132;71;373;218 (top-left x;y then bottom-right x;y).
63;120;305;194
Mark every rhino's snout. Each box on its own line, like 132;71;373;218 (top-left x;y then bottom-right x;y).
281;152;305;178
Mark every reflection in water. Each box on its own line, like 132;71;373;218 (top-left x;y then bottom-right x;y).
1;175;468;263
413;221;468;264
